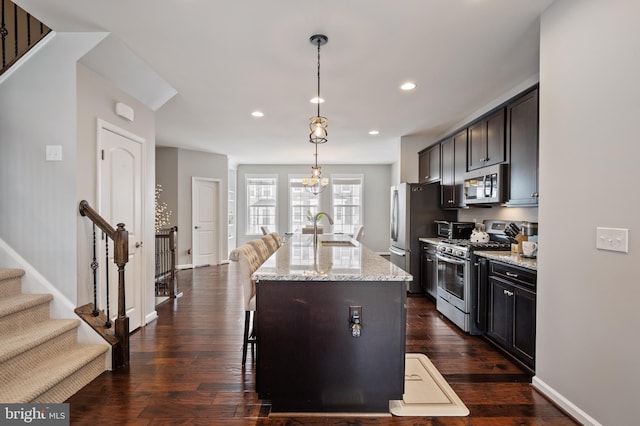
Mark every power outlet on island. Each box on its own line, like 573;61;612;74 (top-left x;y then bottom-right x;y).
596;227;629;253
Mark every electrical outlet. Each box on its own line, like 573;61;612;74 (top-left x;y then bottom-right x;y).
596;227;629;253
349;305;362;321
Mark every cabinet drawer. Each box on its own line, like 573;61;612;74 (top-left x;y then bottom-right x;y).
489;262;536;289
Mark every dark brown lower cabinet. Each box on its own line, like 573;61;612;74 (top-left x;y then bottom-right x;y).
486;261;536;372
256;280;407;413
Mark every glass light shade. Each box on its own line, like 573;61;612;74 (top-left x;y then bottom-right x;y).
302;165;329;195
309;116;328;144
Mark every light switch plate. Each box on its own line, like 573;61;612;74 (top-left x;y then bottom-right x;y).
46;145;62;161
596;227;629;253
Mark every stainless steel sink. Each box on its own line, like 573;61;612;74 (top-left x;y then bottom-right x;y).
321;240;355;247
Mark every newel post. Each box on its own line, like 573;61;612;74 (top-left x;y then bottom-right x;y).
113;223;130;367
169;227;177;298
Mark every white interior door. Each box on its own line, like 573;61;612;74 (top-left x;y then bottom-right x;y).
98;121;145;332
192;178;220;266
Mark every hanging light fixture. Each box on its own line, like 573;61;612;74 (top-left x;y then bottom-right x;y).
302;141;329;195
308;34;328;144
303;34;329;195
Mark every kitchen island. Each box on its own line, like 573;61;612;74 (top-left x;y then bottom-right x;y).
253;234;411;413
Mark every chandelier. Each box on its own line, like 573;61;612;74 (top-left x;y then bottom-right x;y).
302;141;329;195
303;34;329;195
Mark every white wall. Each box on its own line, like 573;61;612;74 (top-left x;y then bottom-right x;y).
76;63;157;324
535;1;640;425
398;134;425;184
155;147;180;230
155;148;228;266
236;164;392;253
0;33;104;303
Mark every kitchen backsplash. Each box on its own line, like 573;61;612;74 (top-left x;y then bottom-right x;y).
457;206;538;225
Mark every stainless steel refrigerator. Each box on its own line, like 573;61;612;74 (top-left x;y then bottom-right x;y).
389;183;455;293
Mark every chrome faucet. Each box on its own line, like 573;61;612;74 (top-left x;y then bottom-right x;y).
313;211;334;249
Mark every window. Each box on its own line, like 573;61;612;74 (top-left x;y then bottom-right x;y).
246;175;277;235
289;176;320;232
331;175;363;234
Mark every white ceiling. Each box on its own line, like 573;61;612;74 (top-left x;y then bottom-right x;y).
17;0;555;166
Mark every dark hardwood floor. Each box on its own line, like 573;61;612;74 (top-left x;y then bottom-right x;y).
67;264;576;425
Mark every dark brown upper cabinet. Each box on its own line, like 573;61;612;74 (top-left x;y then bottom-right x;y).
506;88;539;206
441;129;467;208
467;109;506;171
418;144;441;184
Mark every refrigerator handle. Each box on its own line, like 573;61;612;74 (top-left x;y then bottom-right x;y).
391;189;399;242
389;246;406;256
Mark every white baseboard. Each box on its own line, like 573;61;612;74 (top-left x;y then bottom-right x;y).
145;310;158;325
532;376;602;426
176;264;193;270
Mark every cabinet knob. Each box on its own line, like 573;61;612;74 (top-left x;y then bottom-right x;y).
531;192;539;198
503;289;514;297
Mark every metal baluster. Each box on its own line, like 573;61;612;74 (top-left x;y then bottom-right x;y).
105;237;112;328
91;224;99;316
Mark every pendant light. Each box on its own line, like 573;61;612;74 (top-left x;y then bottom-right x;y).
303;34;329;195
308;34;328;144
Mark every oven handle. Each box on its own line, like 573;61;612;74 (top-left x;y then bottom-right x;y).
436;253;467;265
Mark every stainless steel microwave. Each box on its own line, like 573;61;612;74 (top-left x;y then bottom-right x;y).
463;164;507;205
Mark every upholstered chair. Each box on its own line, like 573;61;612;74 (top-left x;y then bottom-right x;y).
353;225;364;241
228;244;262;365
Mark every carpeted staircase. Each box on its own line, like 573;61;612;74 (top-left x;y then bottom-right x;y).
0;267;108;403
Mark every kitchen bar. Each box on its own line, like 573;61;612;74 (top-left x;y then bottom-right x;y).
253;234;411;413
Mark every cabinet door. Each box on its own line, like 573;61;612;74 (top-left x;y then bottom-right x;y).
467;120;486;171
485;110;505;166
419;145;440;184
467;110;505;171
487;277;511;348
420;243;429;293
506;88;539;206
440;137;455;206
512;285;536;368
426;248;437;298
475;257;490;332
453;129;467;207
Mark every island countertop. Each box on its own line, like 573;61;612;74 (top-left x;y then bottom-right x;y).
253;233;412;282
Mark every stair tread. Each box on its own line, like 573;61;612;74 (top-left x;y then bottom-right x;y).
0;318;80;363
0;268;25;281
0;293;53;318
0;343;108;403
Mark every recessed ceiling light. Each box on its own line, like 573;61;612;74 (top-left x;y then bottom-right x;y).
369;130;379;135
400;82;416;91
310;97;325;104
251;111;264;117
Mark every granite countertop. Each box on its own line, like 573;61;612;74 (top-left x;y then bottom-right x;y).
418;237;443;245
475;250;537;270
253;234;412;282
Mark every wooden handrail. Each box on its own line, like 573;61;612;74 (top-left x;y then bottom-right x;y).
79;200;130;368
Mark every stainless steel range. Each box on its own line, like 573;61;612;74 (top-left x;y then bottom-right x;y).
435;220;512;334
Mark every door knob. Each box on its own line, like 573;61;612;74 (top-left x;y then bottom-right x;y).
135;241;143;248
194;226;199;229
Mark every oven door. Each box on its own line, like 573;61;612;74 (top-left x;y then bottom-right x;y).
436;253;469;312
